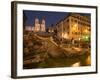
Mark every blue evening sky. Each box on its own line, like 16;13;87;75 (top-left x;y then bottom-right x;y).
23;10;90;28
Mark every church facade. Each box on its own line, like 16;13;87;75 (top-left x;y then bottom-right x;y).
25;17;46;32
33;17;46;32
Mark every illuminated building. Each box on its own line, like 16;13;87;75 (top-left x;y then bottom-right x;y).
56;13;91;41
40;18;46;32
25;26;33;31
34;17;46;32
34;17;40;32
25;17;46;32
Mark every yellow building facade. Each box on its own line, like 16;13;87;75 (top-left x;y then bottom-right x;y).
56;13;91;40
